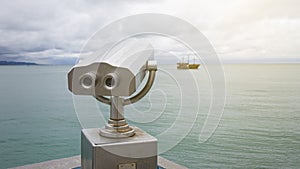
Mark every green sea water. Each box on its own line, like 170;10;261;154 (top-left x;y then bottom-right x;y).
0;64;299;168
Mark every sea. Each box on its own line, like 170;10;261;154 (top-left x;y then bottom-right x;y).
0;64;299;169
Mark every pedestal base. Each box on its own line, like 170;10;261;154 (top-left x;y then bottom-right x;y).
81;127;157;169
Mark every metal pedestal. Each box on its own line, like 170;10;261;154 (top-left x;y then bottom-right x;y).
81;127;157;169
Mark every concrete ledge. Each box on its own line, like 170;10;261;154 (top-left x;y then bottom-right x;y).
9;155;188;169
158;156;188;169
8;156;81;169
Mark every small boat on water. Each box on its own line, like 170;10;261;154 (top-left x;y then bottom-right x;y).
177;62;189;69
177;55;200;69
188;63;200;69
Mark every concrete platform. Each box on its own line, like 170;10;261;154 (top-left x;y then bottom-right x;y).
9;155;188;169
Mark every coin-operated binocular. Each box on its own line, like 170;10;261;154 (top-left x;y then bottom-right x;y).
68;40;158;169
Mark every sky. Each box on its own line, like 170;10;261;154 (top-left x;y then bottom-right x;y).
0;0;299;64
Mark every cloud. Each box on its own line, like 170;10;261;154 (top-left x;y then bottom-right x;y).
0;0;167;64
0;0;299;64
205;0;300;61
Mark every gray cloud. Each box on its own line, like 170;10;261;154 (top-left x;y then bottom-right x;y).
0;0;167;64
0;0;299;64
0;0;128;63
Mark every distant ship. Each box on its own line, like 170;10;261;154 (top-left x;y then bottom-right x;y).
177;56;200;69
188;63;200;69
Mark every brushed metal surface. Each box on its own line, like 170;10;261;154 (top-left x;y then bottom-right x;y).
81;127;157;169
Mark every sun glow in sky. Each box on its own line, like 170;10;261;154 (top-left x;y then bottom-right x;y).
0;0;299;64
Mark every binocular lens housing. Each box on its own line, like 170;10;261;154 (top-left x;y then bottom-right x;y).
103;73;118;90
80;73;96;89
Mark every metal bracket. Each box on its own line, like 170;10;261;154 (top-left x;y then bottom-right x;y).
94;60;157;138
